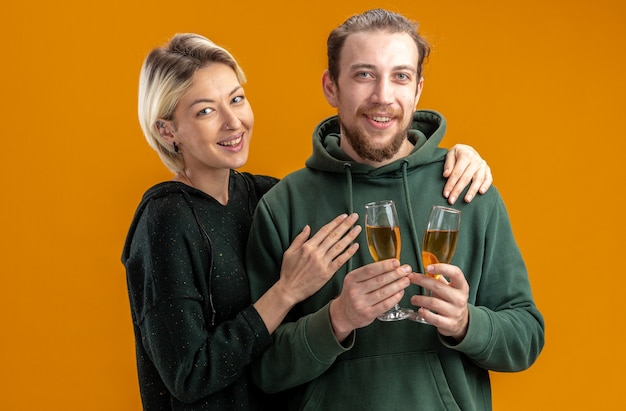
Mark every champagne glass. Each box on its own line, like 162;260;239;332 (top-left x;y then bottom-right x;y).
364;200;411;321
411;205;461;324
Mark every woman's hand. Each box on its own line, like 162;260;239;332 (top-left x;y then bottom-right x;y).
255;213;361;334
443;144;493;204
277;213;361;305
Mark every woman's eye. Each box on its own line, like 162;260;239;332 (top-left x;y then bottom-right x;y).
198;107;214;116
232;95;245;104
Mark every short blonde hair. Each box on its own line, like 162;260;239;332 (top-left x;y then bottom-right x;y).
138;33;246;173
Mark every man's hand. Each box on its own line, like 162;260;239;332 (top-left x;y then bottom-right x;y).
410;263;470;342
329;260;412;342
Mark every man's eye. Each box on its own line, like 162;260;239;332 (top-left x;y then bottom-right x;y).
396;73;409;81
357;72;372;79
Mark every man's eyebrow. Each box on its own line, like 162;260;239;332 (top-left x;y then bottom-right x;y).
393;65;417;72
350;63;376;71
349;63;417;72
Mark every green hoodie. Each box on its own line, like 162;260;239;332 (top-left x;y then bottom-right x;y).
246;111;544;411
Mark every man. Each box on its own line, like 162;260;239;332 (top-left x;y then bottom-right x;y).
246;8;544;410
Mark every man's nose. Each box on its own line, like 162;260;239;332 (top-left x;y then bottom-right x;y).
371;79;394;105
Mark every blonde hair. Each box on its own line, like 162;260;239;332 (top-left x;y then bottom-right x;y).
138;33;246;173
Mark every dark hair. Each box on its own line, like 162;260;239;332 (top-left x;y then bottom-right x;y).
327;9;431;82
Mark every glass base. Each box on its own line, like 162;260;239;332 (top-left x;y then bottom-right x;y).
377;308;412;322
408;311;431;325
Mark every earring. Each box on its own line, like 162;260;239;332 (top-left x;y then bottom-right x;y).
156;121;164;129
173;142;179;153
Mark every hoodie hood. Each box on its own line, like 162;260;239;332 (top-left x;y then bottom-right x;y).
302;109;449;275
305;109;448;175
122;182;186;264
122;171;277;328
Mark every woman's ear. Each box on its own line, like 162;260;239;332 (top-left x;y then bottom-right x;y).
155;119;174;141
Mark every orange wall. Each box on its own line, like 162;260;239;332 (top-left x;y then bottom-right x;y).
2;1;624;409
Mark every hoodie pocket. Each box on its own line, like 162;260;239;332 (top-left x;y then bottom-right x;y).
298;351;462;411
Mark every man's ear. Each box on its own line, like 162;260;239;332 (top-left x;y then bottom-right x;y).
414;77;424;107
322;70;339;108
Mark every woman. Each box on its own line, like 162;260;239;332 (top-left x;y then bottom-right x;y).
121;33;492;410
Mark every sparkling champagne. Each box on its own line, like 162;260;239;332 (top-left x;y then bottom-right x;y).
422;229;458;278
366;225;401;261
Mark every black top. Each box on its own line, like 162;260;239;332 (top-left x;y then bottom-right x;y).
122;171;284;410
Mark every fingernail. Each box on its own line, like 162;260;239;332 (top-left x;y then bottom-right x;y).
444;190;450;198
449;196;456;204
465;194;473;202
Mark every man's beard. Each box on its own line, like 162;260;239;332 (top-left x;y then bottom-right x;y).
340;110;411;163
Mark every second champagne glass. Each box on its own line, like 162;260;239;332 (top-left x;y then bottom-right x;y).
411;205;461;324
364;200;411;321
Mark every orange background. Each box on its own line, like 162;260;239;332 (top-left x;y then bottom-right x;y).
2;0;624;409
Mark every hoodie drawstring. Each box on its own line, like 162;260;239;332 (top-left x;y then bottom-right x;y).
343;163;355;273
180;189;218;326
401;160;425;294
341;161;424;289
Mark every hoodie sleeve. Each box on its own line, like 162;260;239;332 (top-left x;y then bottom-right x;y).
246;196;353;393
124;195;272;403
439;194;545;372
